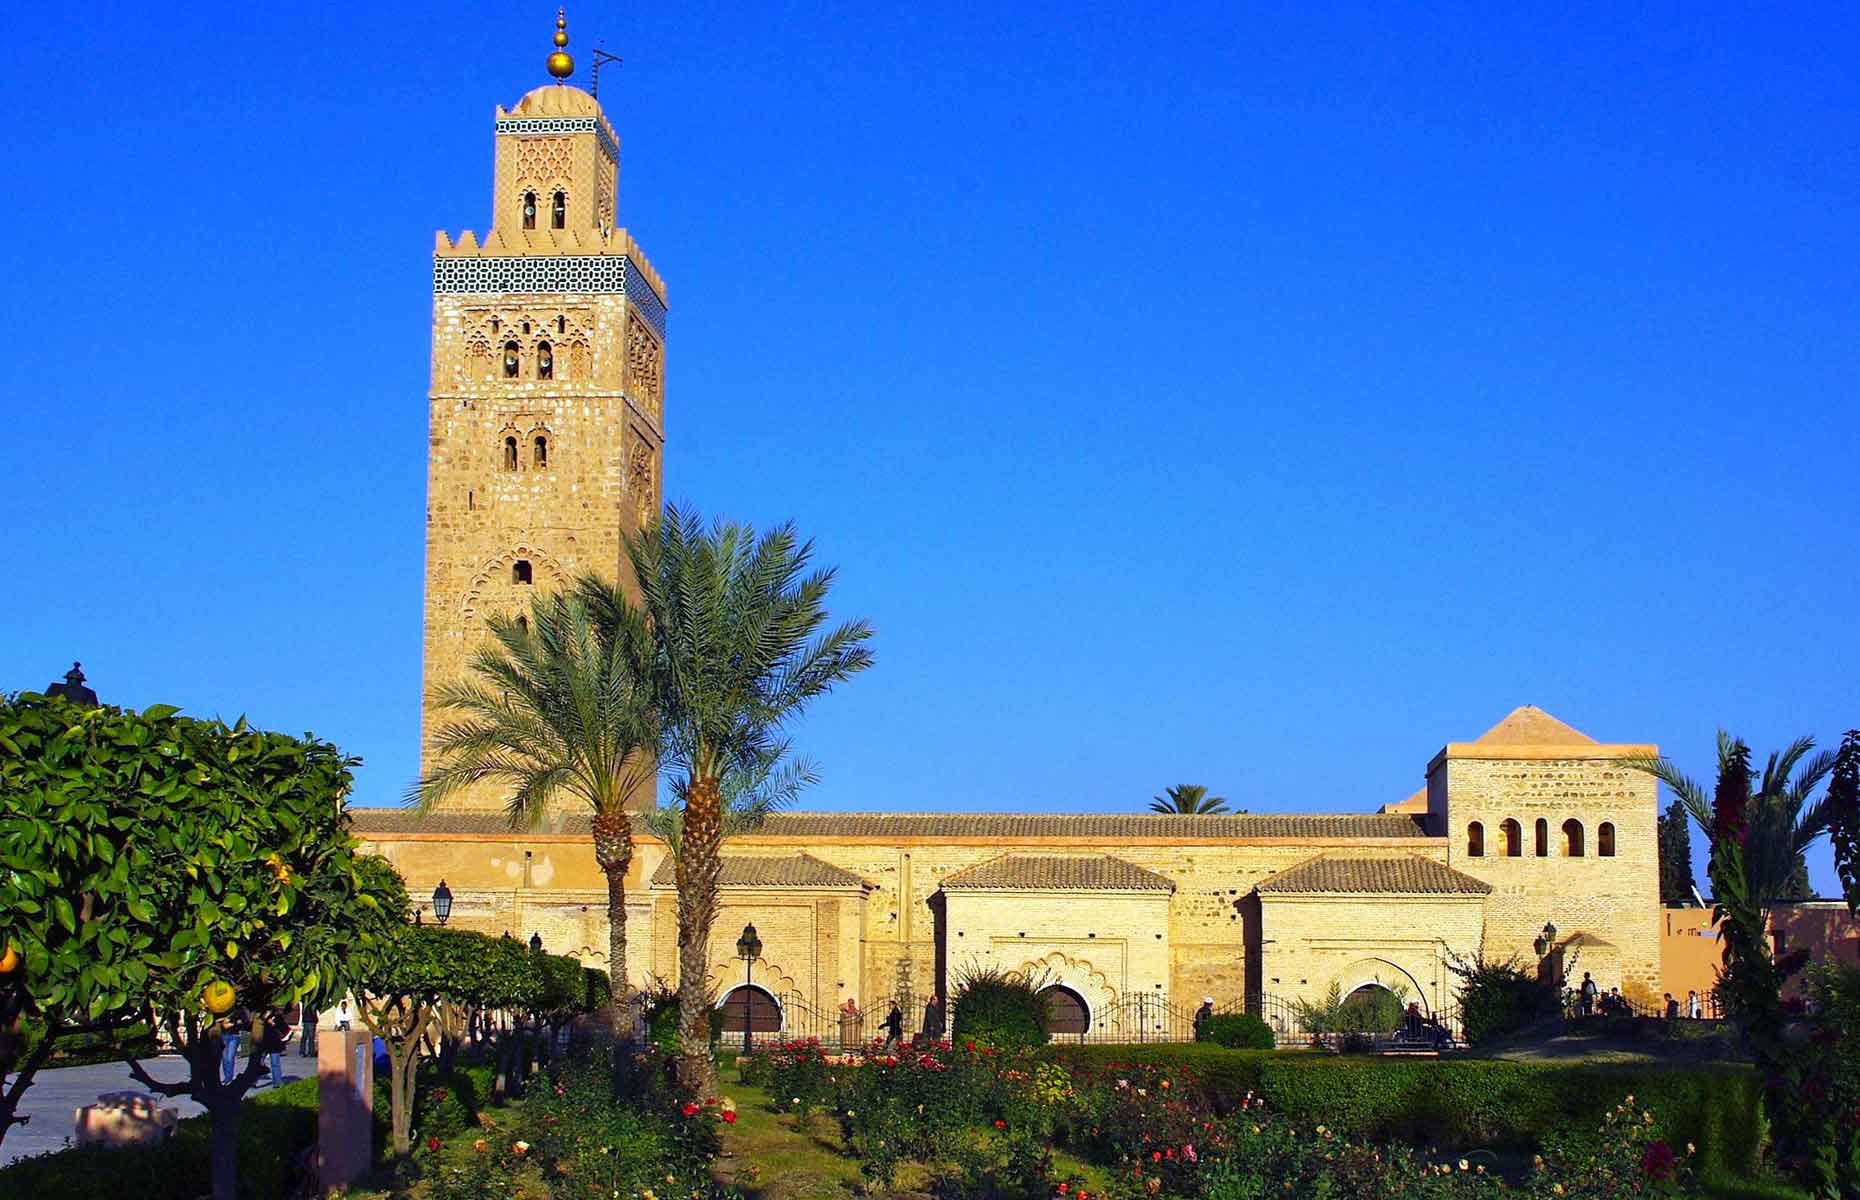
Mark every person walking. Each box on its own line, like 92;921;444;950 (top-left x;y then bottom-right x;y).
1193;997;1215;1041
1579;972;1599;1017
256;1006;292;1089
920;992;946;1041
1686;990;1702;1020
218;1008;244;1085
298;1006;318;1058
1664;993;1680;1028
881;1002;903;1047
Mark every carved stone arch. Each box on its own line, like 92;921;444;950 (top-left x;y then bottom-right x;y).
1009;949;1120;1014
461;544;568;619
1332;957;1431;1016
704;953;799;1001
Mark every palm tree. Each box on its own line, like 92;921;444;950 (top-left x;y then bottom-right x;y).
1626;733;1834;905
1149;784;1231;815
582;506;873;1092
409;591;656;1007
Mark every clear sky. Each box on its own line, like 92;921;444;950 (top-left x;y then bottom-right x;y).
4;3;1856;894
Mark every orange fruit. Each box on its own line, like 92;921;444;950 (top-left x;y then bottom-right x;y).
202;979;236;1015
0;944;18;975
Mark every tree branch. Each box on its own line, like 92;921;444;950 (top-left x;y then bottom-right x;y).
124;1056;190;1098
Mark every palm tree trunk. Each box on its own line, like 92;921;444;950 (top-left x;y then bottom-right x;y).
592;810;633;1029
675;769;723;1096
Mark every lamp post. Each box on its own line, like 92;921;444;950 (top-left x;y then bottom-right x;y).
735;922;762;1054
431;881;453;926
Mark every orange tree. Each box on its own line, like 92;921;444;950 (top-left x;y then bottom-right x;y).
353;922;596;1156
1706;729;1860;1197
0;692;404;1200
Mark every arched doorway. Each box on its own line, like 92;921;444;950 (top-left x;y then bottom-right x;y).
1336;983;1405;1034
715;985;782;1035
1038;985;1090;1035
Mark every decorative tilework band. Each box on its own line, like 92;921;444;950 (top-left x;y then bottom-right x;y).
433;255;666;338
495;116;619;164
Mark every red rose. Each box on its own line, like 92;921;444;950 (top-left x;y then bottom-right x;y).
1152;1151;1162;1162
1057;1186;1069;1194
427;1136;441;1152
722;1111;736;1124
994;1119;1007;1129
681;1102;699;1117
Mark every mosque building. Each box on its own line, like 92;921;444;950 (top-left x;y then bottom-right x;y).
349;14;1663;1035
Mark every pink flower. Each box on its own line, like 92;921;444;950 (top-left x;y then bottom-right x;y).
1183;1144;1197;1164
1641;1140;1676;1180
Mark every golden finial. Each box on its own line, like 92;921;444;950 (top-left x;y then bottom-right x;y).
547;8;574;81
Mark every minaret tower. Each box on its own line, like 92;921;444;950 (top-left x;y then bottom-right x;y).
422;10;666;811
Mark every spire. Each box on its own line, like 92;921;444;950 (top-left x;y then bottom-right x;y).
547;8;574;82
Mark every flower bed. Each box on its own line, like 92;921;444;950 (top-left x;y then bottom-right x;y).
733;1036;1719;1199
1046;1043;1764;1178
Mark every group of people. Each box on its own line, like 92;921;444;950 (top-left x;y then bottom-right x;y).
835;992;948;1046
1575;972;1705;1020
208;997;354;1089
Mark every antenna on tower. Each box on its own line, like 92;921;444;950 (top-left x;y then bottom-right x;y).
590;44;623;99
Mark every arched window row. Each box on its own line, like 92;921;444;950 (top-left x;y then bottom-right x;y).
1465;818;1617;859
519;189;570;232
491;328;582;382
499;428;555;471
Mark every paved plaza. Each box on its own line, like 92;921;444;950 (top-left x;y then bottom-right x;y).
0;1046;317;1166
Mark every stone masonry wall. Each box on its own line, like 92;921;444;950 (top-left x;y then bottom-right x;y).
1441;755;1661;1003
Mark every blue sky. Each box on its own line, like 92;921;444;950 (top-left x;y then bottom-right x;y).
3;3;1856;894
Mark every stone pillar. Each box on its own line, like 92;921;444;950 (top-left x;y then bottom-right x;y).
317;1028;375;1192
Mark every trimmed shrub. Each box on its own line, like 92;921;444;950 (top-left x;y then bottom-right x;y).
951;966;1050;1049
1044;1045;1764;1178
0;1076;318;1199
1199;1013;1274;1050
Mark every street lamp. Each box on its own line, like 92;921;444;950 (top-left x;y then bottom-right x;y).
735;922;763;1054
529;931;544;954
431;881;453;926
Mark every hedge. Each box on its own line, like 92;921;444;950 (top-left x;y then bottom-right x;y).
1045;1044;1764;1178
1198;1013;1275;1050
0;1076;318;1199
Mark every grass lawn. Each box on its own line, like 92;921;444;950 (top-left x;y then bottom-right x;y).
714;1078;1112;1200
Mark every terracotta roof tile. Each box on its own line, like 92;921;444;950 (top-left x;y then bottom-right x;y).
649;854;869;890
347;809;1429;841
942;855;1175;892
1255;854;1492;896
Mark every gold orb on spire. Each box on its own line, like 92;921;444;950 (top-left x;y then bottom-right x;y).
546;8;574;80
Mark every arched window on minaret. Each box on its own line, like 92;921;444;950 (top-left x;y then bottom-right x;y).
533;434;548;469
1535;818;1549;857
1562;819;1586;858
503;341;521;379
1598;822;1616;857
512;560;534;585
536;341;554;380
551;190;567;229
1466;821;1485;858
503;436;519;471
522;191;538;230
1500;819;1522;858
